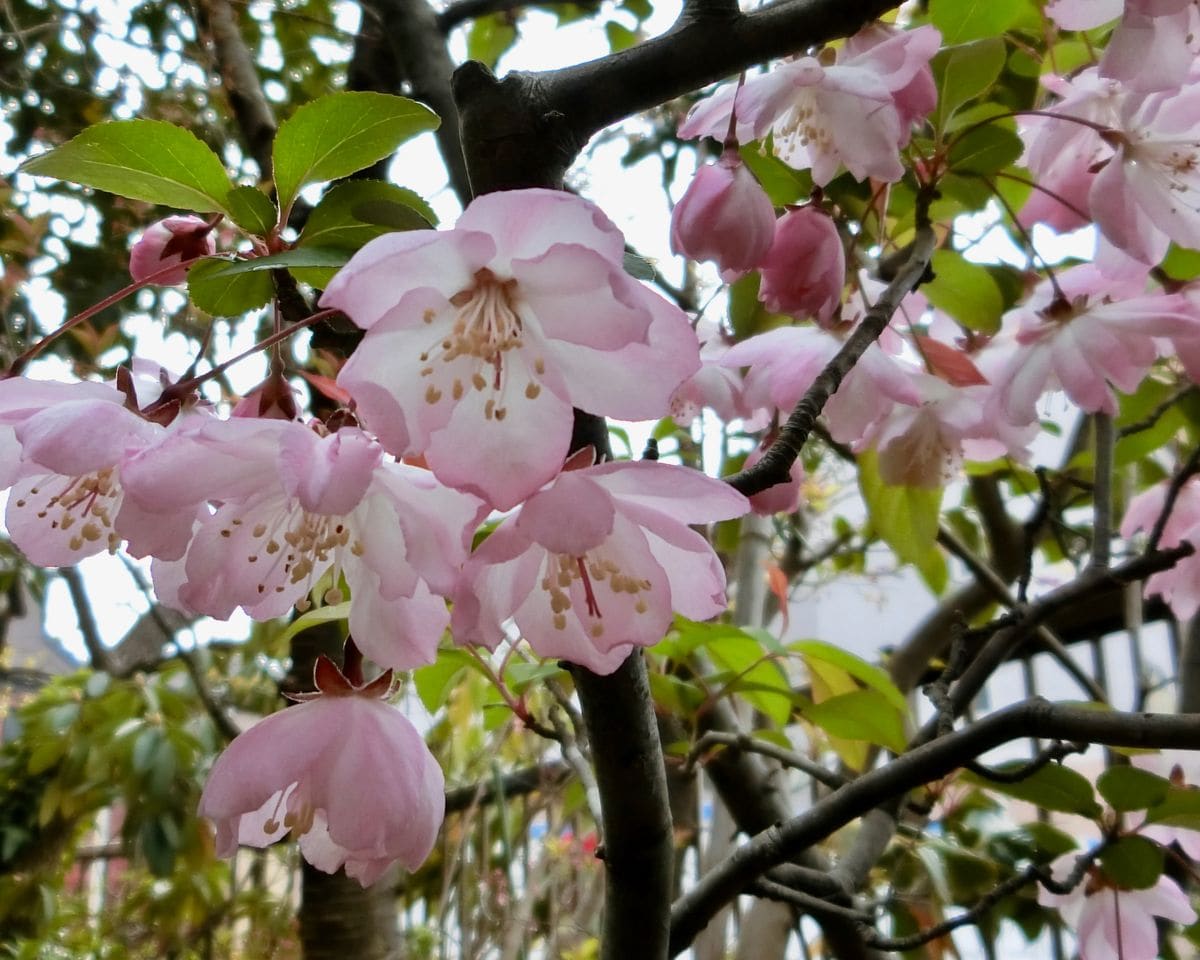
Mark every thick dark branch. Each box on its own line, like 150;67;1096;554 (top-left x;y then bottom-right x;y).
444;760;571;813
436;0;598;32
195;0;276;177
725;221;936;497
669;700;1200;953
572;654;674;960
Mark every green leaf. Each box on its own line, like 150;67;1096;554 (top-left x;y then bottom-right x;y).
931;39;1007;131
1099;836;1164;890
962;762;1102;817
413;649;479;714
1097;766;1170;812
1161;244;1200;282
622;250;656;280
740;143;812;208
948;121;1023;175
930;0;1024;44
647;672;707;715
224;185;277;235
790;639;907;713
272;92;440;213
186;257;274;317
197;247;351;278
1145;784;1200;830
708;632;792;727
20;120;235;213
858;449;947;593
505;661;568;694
274;601;352;647
923;249;1005;334
467;13;519;69
801;689;907;754
605;21;638;51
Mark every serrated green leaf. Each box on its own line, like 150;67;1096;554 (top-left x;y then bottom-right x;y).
801;688;907;754
20;120;235;213
1099;836;1163;890
273;92;440;212
708;633;792;726
622;250;656;280
930;0;1024;44
858;449;947;593
739;143;811;208
931;39;1007;132
791;639;908;713
225;185;277;235
962;762;1102;817
413;649;479;714
1145;784;1200;829
186;257;274;317
1097;766;1170;812
948;121;1023;175
923;249;1004;334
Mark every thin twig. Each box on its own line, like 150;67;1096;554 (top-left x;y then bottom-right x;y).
60;566;113;674
685;730;847;791
1092;412;1114;570
749;877;874;924
1149;445;1200;551
963;740;1086;784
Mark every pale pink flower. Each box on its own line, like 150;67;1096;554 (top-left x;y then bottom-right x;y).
671;147;775;281
722;325;920;445
1121;477;1200;618
451;459;748;675
1132;749;1200;859
669;323;749;426
678;24;940;185
0;376;195;565
1090;82;1200;264
199;655;445;886
989;264;1199;424
1044;0;1122;30
129;216;216;285
1039;853;1196;960
1099;1;1197;92
121;417;485;670
321;189;701;510
757;205;846;323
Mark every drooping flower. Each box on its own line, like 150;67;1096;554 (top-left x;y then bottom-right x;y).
451;458;749;675
121;417;485;670
129;216;216;285
757;204;846;323
678;23;941;185
1038;853;1196;960
321;188;701;510
199;655;445;887
669;321;751;427
1121;476;1200;618
670;146;776;281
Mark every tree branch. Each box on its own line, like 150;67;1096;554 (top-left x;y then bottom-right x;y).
669;700;1200;953
444;760;571;813
60;566;113;674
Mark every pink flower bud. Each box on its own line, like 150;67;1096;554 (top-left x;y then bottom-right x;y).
129;215;216;286
758;205;845;324
670;150;776;281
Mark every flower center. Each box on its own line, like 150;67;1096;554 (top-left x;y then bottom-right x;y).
539;552;654;637
12;469;122;553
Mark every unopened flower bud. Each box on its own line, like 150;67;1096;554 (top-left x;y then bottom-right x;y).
758;205;845;324
129;216;216;286
670;149;776;281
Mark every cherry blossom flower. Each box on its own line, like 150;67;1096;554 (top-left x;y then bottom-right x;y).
989;264;1198;424
1090;82;1200;264
678;23;940;185
121;417;485;670
757;204;846;324
129;216;216;285
199;655;445;886
1039;853;1196;960
321;188;701;509
669;322;750;427
451;458;749;675
670;146;776;281
1098;0;1196;92
0;376;195;565
1121;476;1200;618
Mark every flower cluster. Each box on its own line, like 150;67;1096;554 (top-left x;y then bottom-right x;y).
1;187;749;885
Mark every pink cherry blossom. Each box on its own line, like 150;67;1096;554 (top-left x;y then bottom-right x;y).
678;24;940;185
1089;82;1200;264
669;322;750;427
321;188;701;510
757;204;846;323
1098;0;1197;92
199;655;445;886
129;216;216;285
1044;0;1122;30
451;459;749;675
1039;853;1196;960
0;376;195;565
121;417;485;670
1121;477;1200;618
989;264;1199;424
670;147;776;281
